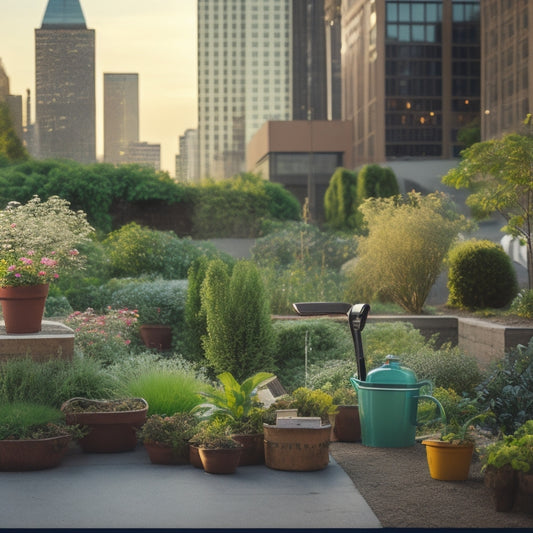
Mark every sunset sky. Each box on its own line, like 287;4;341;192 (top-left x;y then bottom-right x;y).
0;0;197;174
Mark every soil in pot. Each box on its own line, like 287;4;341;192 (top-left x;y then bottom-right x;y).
61;398;148;453
198;446;243;474
0;435;70;471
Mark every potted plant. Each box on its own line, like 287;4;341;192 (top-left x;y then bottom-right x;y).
189;418;243;474
0;196;93;334
481;420;533;513
138;307;173;351
0;402;86;471
138;412;198;465
193;371;273;466
262;387;335;472
322;384;360;442
421;410;492;481
61;397;148;453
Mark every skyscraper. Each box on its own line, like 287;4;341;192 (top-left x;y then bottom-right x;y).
342;0;480;165
104;73;139;164
481;0;533;140
197;0;292;180
35;0;95;163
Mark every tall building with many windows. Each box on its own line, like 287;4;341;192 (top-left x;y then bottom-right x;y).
480;0;533;140
35;0;95;163
342;0;480;166
103;73;139;164
197;0;292;180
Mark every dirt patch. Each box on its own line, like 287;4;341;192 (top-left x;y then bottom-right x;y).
330;441;533;529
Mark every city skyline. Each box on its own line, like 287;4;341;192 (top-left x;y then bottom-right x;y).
1;0;197;174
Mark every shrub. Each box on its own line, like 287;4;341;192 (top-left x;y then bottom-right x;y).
110;279;188;328
324;167;358;230
201;259;275;380
447;239;518;309
65;307;139;365
102;222;218;279
401;345;482;394
510;289;533;318
0;357;118;408
346;192;471;313
476;338;533;434
356;164;399;205
44;295;73;317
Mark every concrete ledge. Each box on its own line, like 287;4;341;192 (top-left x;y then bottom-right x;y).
0;320;74;362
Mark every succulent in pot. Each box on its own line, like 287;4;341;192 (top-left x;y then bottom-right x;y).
138;412;198;465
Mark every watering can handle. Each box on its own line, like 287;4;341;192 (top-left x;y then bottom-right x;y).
415;394;446;426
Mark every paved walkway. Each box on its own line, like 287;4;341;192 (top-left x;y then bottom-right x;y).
0;444;381;529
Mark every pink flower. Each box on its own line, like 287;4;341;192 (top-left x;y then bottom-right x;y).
38;271;47;276
20;257;33;265
10;223;16;228
27;250;35;256
14;273;21;278
53;273;59;279
40;257;58;267
7;265;16;272
68;249;79;256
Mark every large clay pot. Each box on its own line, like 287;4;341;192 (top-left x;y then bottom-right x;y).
263;424;331;471
0;435;70;471
0;284;49;334
333;406;361;442
139;325;172;350
198;446;243;474
421;439;474;481
231;433;265;465
144;441;190;465
61;397;148;453
484;464;518;512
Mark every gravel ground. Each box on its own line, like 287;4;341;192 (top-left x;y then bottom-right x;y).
329;441;533;529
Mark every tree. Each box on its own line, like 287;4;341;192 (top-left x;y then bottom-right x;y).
356;164;400;204
324;167;358;230
0;102;28;163
345;192;471;313
442;132;533;289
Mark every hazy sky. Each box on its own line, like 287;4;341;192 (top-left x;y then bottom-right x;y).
0;0;197;174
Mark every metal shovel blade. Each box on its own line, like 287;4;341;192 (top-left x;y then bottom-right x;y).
292;302;352;316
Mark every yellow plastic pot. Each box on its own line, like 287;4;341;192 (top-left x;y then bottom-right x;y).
422;439;474;481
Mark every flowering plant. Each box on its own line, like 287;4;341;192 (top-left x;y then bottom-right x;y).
65;307;139;366
0;196;94;288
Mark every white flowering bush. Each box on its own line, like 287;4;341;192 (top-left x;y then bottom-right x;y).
0;196;94;287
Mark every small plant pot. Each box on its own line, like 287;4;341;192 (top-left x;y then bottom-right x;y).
231;433;265;465
0;435;70;471
263;424;331;472
333;406;361;442
144;442;190;465
61;398;148;453
483;464;518;512
189;444;203;469
139;325;172;350
198;447;243;474
422;439;474;481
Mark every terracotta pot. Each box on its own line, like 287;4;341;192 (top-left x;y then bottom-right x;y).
333;406;361;442
0;284;49;334
0;435;70;471
144;441;190;465
231;433;265;465
189;444;203;468
421;439;474;481
484;464;518;512
515;471;533;514
139;325;172;350
263;424;331;472
198;446;243;474
61;397;148;453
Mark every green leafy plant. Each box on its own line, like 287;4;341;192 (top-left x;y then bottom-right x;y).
0;196;94;287
510;289;533;319
137;412;198;451
193;371;273;430
189;417;241;449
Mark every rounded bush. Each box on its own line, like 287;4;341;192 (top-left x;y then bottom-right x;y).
447;239;518;309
